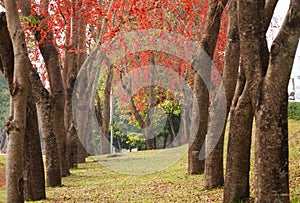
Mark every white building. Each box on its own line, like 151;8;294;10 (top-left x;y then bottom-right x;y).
289;76;300;102
289;51;300;102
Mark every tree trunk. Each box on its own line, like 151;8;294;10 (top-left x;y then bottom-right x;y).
204;85;227;188
188;74;209;174
65;1;82;167
237;0;300;201
224;68;253;202
100;64;114;154
179;103;190;145
33;8;69;177
4;0;29;201
144;126;156;150
144;54;157;150
119;53;157;150
188;0;228;174
35;31;69;177
168;118;176;146
29;65;61;186
18;0;70;177
36;33;69;176
23;86;46;201
77;15;88;163
65;63;78;168
1;12;46;198
204;0;239;189
0;13;14;90
254;2;300;200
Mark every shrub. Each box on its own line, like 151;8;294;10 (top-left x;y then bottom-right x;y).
288;102;300;120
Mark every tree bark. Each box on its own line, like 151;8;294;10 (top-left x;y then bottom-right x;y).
35;31;69;176
28;64;61;187
100;64;114;154
23;86;46;201
237;0;300;201
0;12;46;199
18;0;70;177
4;0;29;201
254;1;300;201
204;0;240;189
224;68;253;202
77;16;88;162
0;13;13;91
65;2;80;168
188;0;228;174
224;0;282;201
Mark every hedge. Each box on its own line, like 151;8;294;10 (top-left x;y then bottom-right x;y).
288;102;300;120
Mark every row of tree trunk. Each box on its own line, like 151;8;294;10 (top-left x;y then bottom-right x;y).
1;0;299;202
188;0;300;202
0;0;89;201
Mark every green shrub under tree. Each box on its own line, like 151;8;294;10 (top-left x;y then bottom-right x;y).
288;102;300;120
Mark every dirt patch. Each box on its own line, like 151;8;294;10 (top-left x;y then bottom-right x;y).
0;166;5;188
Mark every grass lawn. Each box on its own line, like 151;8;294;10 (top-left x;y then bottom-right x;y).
0;120;299;202
0;156;4;188
0;156;5;166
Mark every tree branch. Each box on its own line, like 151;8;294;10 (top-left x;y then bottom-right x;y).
267;0;300;84
264;0;279;31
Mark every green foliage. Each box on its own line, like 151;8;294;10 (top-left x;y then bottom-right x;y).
111;103;146;150
20;15;40;27
126;132;146;150
288;102;300;120
0;75;9;129
159;99;181;116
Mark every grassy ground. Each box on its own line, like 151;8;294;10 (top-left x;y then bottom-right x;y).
0;156;5;167
0;120;299;202
0;156;4;188
288;120;300;202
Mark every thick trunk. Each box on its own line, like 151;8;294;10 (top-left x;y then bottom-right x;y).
204;85;227;188
237;0;300;201
188;0;228;174
38;99;62;186
0;11;58;192
224;69;253;202
23;87;46;201
188;74;209;174
4;0;29;201
18;0;69;177
29;65;61;186
223;0;280;201
34;25;68;177
36;32;69;177
255;93;289;202
254;2;300;200
204;0;239;189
